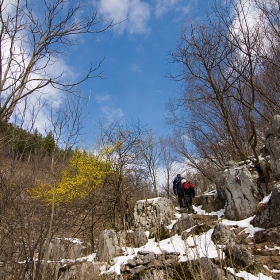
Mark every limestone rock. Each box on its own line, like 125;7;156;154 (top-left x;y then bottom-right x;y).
216;166;261;220
95;229;123;262
117;226;148;248
47;238;85;261
58;262;106;280
171;213;195;235
228;244;254;267
252;183;280;228
133;197;175;232
200;257;231;280
254;227;280;245
211;224;236;245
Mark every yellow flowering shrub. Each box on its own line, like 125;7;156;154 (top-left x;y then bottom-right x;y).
28;149;111;204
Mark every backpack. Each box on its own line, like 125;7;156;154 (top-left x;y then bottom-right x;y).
182;180;195;189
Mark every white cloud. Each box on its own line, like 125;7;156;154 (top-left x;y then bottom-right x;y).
101;106;124;122
229;0;272;60
130;63;141;72
154;0;178;18
94;92;124;123
97;0;151;35
95;93;112;103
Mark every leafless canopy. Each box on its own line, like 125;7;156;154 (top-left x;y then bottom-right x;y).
0;0;114;124
167;0;280;177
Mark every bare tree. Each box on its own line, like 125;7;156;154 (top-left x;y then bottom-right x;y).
168;19;250;165
139;131;160;197
158;137;174;199
96;119;151;230
0;0;114;124
167;0;280;181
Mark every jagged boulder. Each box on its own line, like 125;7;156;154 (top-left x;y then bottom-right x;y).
216;165;261;220
137;269;170;280
171;213;195;235
195;193;216;210
46;238;86;261
251;183;280;228
265;115;280;180
132;227;149;248
133;197;175;232
118;227;148;248
254;227;280;245
121;250;180;278
200;257;235;280
227;244;254;267
211;224;236;245
95;229;123;263
58;262;106;280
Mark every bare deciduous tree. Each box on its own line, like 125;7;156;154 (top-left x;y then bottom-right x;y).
158;137;175;199
0;0;113;124
167;0;280;181
96;119;151;230
139;131;160;197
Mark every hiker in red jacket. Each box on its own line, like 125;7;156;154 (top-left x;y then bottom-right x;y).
181;179;195;212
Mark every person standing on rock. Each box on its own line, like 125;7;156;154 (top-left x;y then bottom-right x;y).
173;174;186;208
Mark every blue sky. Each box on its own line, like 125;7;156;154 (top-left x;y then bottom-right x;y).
68;0;208;140
6;0;208;142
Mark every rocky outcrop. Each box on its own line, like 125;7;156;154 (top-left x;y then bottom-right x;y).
228;244;254;267
118;226;148;248
254;226;280;245
216;165;262;220
251;183;280;228
121;250;180;277
211;223;236;245
95;229;123;263
121;251;235;280
171;213;195;235
46;238;85;261
133;197;175;232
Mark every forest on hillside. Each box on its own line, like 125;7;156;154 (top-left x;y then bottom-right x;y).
0;0;280;279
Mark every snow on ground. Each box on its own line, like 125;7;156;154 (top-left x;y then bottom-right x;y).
95;205;278;279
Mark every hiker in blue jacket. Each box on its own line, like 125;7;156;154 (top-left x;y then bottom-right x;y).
173;174;185;208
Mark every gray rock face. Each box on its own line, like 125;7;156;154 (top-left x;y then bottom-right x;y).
118;226;148;248
266;115;280;180
121;250;180;278
267;184;280;227
171;213;195;235
216;166;261;220
228;244;253;267
252;183;280;228
133;227;148;248
211;224;236;245
47;238;85;261
133;197;175;232
58;262;105;280
254;226;280;245
195;194;216;210
95;229;123;262
200;257;231;280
